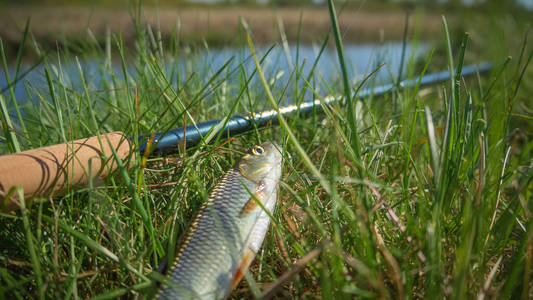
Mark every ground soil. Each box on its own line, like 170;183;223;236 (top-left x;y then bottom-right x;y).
0;5;444;57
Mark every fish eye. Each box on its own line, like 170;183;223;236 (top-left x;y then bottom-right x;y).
251;146;265;156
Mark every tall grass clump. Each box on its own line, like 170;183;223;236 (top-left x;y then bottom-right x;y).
1;2;532;299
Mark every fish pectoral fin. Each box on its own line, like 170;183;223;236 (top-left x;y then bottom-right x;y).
239;196;260;216
239;181;267;217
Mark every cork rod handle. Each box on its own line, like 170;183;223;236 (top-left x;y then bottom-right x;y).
0;132;135;212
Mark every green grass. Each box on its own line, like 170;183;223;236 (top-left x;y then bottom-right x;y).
1;2;532;299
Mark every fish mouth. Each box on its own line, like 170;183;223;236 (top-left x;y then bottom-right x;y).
259;141;282;183
261;141;283;164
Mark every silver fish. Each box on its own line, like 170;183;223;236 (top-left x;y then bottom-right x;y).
158;141;282;299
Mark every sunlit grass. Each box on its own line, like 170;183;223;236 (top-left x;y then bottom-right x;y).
1;2;532;299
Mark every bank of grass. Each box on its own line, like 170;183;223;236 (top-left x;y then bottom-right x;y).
1;2;532;299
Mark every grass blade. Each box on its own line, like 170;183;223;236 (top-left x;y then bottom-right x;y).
0;94;21;152
327;0;362;162
17;188;43;300
245;24;331;195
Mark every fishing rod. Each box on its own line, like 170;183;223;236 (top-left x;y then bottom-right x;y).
0;62;492;212
139;61;493;154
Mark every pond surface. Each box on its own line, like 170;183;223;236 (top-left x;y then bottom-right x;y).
0;42;428;109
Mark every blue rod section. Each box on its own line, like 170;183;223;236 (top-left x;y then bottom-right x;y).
138;61;492;155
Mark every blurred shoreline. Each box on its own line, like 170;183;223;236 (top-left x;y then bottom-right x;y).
0;6;443;59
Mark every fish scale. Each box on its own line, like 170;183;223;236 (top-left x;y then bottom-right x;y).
158;142;282;299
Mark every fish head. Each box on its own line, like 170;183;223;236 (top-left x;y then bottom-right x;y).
237;141;282;183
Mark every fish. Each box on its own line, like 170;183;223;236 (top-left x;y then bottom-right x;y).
158;141;283;299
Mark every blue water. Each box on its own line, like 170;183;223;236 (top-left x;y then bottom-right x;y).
202;42;427;84
0;42;428;111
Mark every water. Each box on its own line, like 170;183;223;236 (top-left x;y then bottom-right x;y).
0;42;428;110
201;42;427;85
